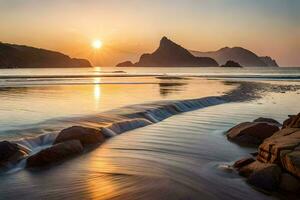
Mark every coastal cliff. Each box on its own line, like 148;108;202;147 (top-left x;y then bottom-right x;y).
191;47;279;67
0;42;92;68
116;37;219;67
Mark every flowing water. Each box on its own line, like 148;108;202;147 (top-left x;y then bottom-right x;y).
0;67;300;200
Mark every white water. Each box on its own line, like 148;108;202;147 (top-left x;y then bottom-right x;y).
9;96;225;156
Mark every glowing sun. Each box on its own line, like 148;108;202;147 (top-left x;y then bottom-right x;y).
92;39;102;49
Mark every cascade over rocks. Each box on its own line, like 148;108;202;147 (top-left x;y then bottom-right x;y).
26;140;84;168
0;141;29;169
54;126;105;147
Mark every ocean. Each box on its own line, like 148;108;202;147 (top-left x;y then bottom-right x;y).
0;66;299;200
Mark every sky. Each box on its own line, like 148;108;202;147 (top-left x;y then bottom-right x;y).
0;0;299;66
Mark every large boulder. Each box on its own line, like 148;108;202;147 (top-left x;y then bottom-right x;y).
54;126;105;147
257;128;300;177
238;160;277;177
279;173;300;193
281;150;300;178
26;140;83;168
226;122;280;146
283;113;300;129
247;164;281;192
253;117;281;125
0;141;29;169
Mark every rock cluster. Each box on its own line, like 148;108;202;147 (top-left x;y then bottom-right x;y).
230;113;300;194
26;126;106;168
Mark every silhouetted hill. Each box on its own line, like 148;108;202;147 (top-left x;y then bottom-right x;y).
260;56;278;67
0;42;92;68
116;37;218;67
191;47;279;67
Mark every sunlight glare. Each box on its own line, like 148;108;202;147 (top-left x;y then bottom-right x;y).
92;39;102;49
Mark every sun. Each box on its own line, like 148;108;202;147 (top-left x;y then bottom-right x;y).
92;39;102;49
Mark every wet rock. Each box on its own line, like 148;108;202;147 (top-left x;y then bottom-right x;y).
233;157;255;169
226;122;280;146
281;151;300;178
250;152;259;157
0;141;28;168
280;173;300;193
238;160;276;177
247;164;281;192
26;140;83;168
54;126;105;147
257;128;300;168
283;113;300;129
253;117;281;125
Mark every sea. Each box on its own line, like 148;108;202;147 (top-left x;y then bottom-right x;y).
0;66;299;200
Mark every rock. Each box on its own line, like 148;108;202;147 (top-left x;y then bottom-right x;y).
257;128;300;166
247;164;281;192
116;61;134;67
221;60;242;67
253;117;281;125
280;173;300;192
238;160;276;177
250;152;259;157
226;122;280;146
283;113;300;129
54;126;105;147
233;157;255;169
26;140;83;168
0;141;28;168
281;151;300;178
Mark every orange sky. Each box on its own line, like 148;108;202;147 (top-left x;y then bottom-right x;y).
0;0;299;67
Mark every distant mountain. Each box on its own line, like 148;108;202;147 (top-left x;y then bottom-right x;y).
191;47;279;67
259;56;278;67
0;42;92;68
116;37;218;67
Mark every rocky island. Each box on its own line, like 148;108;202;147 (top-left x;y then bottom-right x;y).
221;60;243;68
116;37;219;67
191;47;279;67
0;42;91;68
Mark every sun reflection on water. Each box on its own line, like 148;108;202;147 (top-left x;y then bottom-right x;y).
94;78;102;109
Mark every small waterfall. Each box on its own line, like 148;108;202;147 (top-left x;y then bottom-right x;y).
13;132;58;155
8;96;226;158
101;118;152;137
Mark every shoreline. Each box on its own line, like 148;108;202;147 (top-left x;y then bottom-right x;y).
0;78;299;199
1;79;299;172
